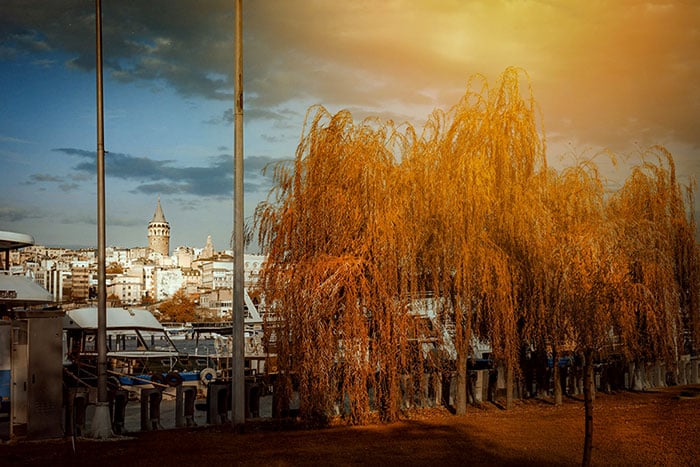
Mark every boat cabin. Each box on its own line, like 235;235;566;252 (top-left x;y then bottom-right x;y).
63;307;188;386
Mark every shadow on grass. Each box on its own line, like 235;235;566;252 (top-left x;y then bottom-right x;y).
0;416;563;467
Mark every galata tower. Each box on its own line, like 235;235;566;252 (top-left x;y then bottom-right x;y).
148;197;170;256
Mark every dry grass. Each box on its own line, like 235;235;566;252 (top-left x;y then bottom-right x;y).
3;385;699;466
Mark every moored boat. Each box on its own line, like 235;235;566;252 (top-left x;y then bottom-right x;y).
162;322;194;341
62;307;205;391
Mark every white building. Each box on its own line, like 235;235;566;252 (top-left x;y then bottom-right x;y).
153;267;184;301
128;247;150;261
199;254;266;291
199;256;234;290
174;246;194;269
106;247;131;267
107;275;143;305
71;260;91;269
37;267;71;303
199;287;262;321
181;268;201;295
243;254;265;288
143;264;155;300
147;250;175;268
199;288;232;319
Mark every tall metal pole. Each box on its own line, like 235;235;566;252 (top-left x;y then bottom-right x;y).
91;0;112;438
232;0;245;427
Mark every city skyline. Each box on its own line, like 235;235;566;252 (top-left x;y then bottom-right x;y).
1;1;699;250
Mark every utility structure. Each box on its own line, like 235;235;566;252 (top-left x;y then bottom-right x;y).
231;0;245;427
91;0;112;438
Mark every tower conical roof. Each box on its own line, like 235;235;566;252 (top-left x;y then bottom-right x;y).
151;197;168;223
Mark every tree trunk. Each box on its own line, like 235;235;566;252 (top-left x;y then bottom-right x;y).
432;371;442;407
582;349;594;467
467;366;477;405
630;360;645;391
553;346;562;406
455;352;468;415
506;360;514;410
272;374;290;419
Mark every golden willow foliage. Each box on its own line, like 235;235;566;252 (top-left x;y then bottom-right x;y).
409;69;547;412
256;108;410;423
255;67;700;424
607;147;700;360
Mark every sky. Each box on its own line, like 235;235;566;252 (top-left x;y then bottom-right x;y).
1;0;699;252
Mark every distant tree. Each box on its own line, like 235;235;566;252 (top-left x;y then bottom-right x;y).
158;288;196;322
140;294;155;306
106;262;123;274
107;293;121;306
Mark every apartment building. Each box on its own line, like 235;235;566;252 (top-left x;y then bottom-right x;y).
107;275;143;305
70;266;92;302
153;267;184;301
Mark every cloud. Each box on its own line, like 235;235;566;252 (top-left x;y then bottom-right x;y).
25;173;80;192
31;58;55;68
1;1;460;133
55;213;142;229
205;109;231;125
107;216;143;228
29;173;63;183
54;147;93;158
132;183;188;195
206;107;301;134
58;214;95;226
59;183;80;192
0;205;42;222
244;0;700;156
0;134;32;144
4;0;699;223
260;133;289;144
5;0;698;157
70;172;93;182
1;1;234;98
245;155;278;174
52;147;279;197
0;29;51;58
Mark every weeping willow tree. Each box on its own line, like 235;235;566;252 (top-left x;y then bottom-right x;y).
543;151;699;467
549;161;622;467
255;65;699;440
518;165;587;405
479;70;547;410
256;67;547;420
607;147;700;375
424;68;546;412
256;107;414;423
